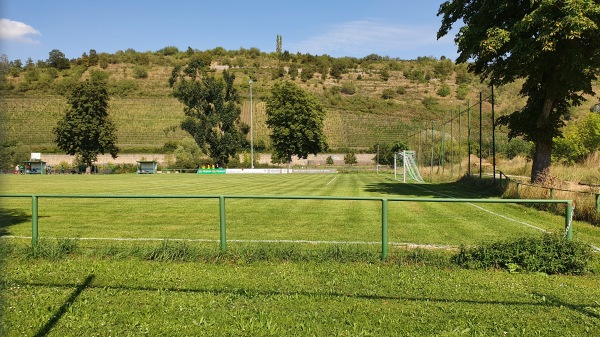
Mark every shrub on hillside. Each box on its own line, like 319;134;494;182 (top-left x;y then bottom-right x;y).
132;66;148;79
90;69;109;82
436;83;451;97
340;81;357;95
456;83;469;100
452;233;592;275
422;96;439;111
381;88;396;100
108;79;139;97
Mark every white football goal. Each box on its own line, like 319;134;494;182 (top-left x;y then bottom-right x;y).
394;150;425;183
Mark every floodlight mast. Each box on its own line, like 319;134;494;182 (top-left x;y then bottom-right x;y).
249;79;254;169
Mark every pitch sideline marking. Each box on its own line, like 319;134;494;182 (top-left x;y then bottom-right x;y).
326;176;337;186
408;183;550;233
407;183;600;252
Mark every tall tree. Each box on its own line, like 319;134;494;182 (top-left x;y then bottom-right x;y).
266;81;328;167
47;49;70;70
372;142;408;166
437;0;600;182
169;55;249;166
54;79;119;167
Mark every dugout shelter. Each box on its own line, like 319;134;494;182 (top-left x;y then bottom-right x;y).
137;160;158;174
24;160;47;174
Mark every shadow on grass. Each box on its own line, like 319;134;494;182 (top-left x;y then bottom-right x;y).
0;208;31;236
364;177;502;198
533;292;600;320
33;275;95;337
18;277;600;323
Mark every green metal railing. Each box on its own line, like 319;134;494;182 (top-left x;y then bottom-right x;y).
496;170;600;213
1;194;574;260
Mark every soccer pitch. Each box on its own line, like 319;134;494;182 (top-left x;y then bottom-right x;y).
2;173;600;336
2;172;596;249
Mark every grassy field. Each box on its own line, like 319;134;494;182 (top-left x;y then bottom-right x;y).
1;173;600;336
2;173;599;248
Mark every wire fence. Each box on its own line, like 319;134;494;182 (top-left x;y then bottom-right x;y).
406;89;497;182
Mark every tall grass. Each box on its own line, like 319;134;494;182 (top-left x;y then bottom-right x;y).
498;154;600;226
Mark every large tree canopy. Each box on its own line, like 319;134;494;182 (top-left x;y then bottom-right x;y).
437;0;600;182
54;79;119;167
47;49;70;70
266;81;328;165
169;55;249;167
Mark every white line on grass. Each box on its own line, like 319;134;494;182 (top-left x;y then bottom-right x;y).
0;235;456;250
326;176;337;186
408;183;550;233
406;185;600;252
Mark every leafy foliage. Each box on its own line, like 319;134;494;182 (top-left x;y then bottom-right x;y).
343;152;357;165
438;0;600;183
132;66;148;79
372;142;408;166
47;49;70;70
553;113;600;164
169;56;249;166
436;83;451;97
53;79;119;167
266;81;328;163
0;141;31;170
339;81;357;95
453;233;592;275
381;88;396;100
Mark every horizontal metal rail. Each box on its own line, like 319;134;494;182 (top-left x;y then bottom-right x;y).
496;170;600;213
0;194;574;260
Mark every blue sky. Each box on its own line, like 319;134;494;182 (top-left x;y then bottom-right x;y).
1;1;459;62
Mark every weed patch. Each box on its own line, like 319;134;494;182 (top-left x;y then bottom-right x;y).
453;233;592;275
27;238;80;259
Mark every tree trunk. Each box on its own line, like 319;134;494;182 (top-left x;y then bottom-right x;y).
531;139;552;183
531;93;555;184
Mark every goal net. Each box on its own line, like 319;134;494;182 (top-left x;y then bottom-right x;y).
394;151;425;183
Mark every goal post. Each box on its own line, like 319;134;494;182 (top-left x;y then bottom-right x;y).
394;150;425;183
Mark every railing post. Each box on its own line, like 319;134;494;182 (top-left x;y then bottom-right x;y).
381;198;389;261
219;196;226;251
550;188;555;200
32;195;39;249
565;201;573;240
516;182;520;194
596;194;600;213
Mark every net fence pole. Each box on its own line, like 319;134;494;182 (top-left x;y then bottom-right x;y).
467;100;471;176
430;121;434;181
458;106;462;176
403;151;407;183
479;92;483;179
492;84;496;184
438;112;446;174
451;109;454;177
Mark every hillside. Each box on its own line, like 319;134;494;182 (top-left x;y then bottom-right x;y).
0;48;596;155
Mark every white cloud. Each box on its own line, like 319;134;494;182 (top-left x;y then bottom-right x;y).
290;20;453;58
0;19;41;43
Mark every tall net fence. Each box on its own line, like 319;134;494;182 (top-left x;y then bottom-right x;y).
406;90;498;181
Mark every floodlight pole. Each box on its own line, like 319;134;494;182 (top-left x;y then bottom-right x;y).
249;79;254;169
